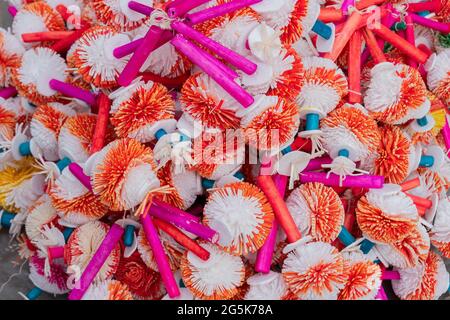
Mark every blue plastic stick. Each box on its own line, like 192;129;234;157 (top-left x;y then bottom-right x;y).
123;225;135;247
26;287;42;300
419;155;434;168
19;141;31;156
305;113;320;131
312;19;332;40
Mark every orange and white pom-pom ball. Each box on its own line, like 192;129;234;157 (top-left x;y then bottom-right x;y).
244;271;289;300
282;241;347;300
30;103;76;162
11;47;68;105
355;184;419;245
85;138;160;211
338;251;382;300
65;221;121;282
425;48;450;106
71;26;130;89
24;194;59;243
203;181;274;255
82;279;133;300
190;131;245;180
110;80;176;143
58;113;115;164
375;224;430;268
286;182;344;243
12;2;65;48
364;62;430;125
179;72;242;133
0;28;25;88
250;0;321;45
180;242;245;300
296;56;348;116
156;162;202;210
392;251;449;300
239;43;303;102
90;0;150;32
49;167;108;227
238;94;300;153
430;197;450;258
321;103;380;179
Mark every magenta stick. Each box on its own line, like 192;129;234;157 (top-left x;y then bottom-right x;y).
171;21;257;75
114;39;143;58
341;0;354;15
128;1;154;15
68;163;93;192
255;174;287;274
118;26;164;87
405;15;418;68
171;35;254;107
7;5;17;17
190;40;239;79
0;86;17;99
306;156;332;171
410;13;450;33
140;213;180;298
150;202;219;243
300;171;385;188
68;224;124;300
153;199;201;223
375;286;388;300
185;0;262;25
381;270;401;280
113;30;173;59
167;0;211;18
442;116;450;153
47;246;64;263
49;79;96;106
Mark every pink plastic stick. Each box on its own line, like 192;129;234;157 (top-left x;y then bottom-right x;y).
305;156;333;171
68;224;124;300
300;171;384;188
405;15;418;68
410;13;450;33
47;246;65;263
118;26;164;87
375;286;388;300
255;174;287;273
113;31;173;59
381;270;401;280
150;202;218;243
167;0;211;18
185;0;262;25
171;21;257;75
49;79;97;106
140;213;180;298
153;199;201;223
442;116;450;154
128;1;154;15
0;86;17;99
68;163;93;191
171;35;254;107
341;0;355;15
7;5;17;17
193;44;239;79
